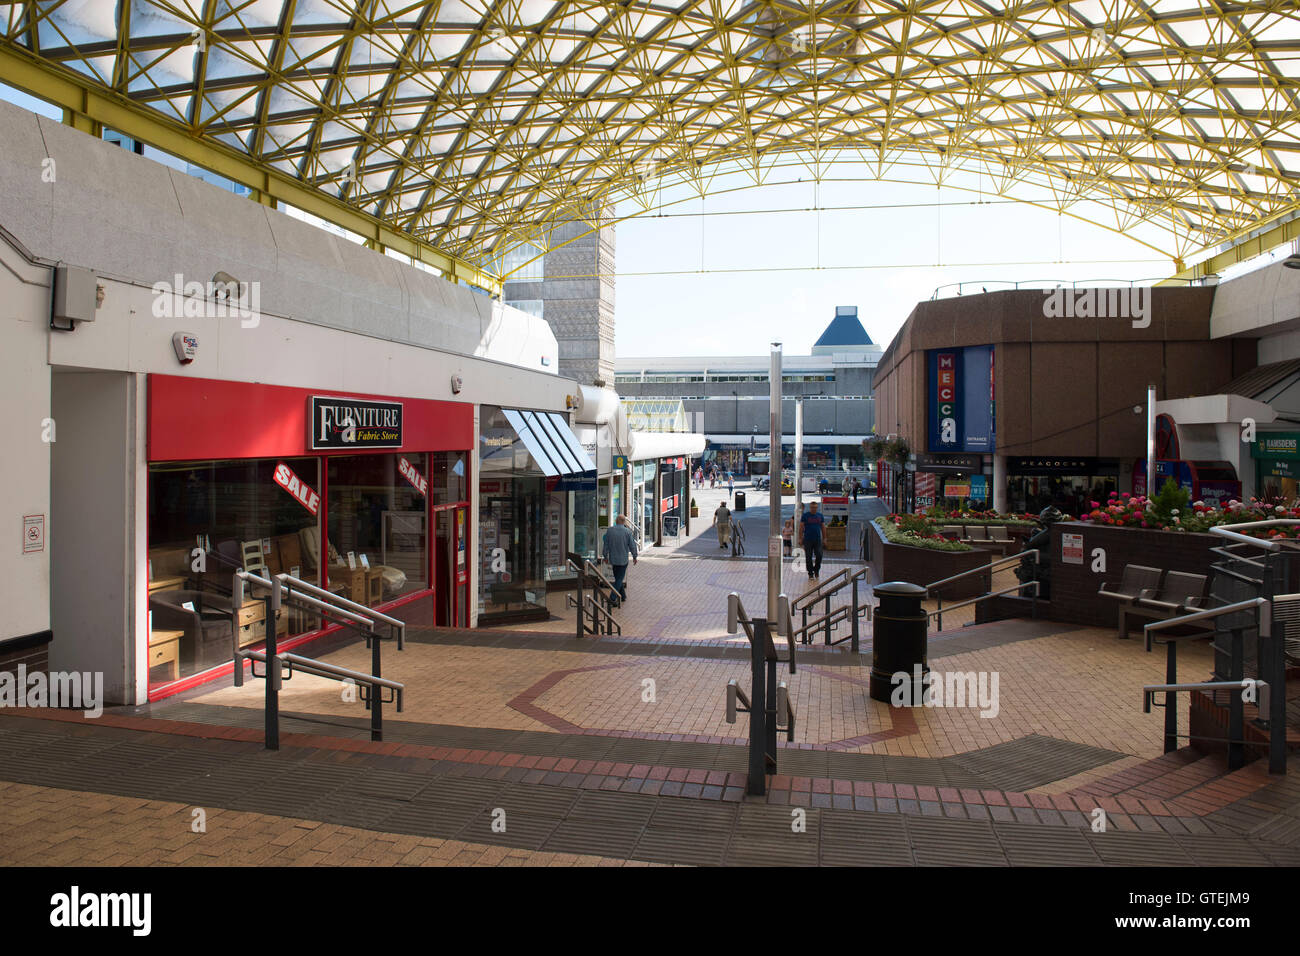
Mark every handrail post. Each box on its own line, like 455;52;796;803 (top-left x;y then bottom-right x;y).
265;577;280;751
851;576;860;653
748;617;769;795
765;623;779;770
823;590;831;645
371;624;383;742
1228;624;1244;770
1162;637;1178;754
936;592;943;632
576;569;585;639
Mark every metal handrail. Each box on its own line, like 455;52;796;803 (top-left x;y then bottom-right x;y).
928;581;1039;627
924;549;1038;594
1143;679;1269;716
1142;597;1269;652
1209;519;1300;552
792;567;850;610
585;594;622;636
791;603;852;645
276;572;406;639
278;652;405;696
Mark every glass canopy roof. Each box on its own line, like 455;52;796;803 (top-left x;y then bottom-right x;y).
3;1;1297;277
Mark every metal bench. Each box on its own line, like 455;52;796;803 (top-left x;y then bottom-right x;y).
1121;571;1210;639
1097;564;1163;638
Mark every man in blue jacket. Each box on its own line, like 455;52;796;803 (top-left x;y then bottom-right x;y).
601;514;638;606
800;500;826;580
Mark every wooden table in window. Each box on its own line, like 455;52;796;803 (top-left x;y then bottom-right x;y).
148;629;183;683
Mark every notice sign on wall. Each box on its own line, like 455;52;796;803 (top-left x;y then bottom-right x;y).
309;396;403;450
273;462;321;515
398;456;428;497
1062;532;1084;565
22;514;44;554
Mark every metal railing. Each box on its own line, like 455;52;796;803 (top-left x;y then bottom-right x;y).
724;591;795;796
565;557;621;638
790;565;872;649
925;550;1040;631
730;520;747;557
233;570;406;747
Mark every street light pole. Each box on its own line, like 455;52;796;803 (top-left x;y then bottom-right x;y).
768;343;782;622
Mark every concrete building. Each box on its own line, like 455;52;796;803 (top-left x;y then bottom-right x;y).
0;98;586;702
502;218;617;387
615;306;881;473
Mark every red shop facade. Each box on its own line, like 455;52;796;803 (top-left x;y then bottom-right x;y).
144;374;473;699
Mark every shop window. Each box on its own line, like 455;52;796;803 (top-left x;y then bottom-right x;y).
327;454;429;604
146;458;321;686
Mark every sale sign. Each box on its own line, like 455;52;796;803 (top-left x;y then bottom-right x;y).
273;462;320;515
398;456;429;497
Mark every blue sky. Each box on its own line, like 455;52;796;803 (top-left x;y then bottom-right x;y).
612;169;1175;358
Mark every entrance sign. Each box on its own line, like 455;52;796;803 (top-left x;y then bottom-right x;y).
309;396;403;449
273;462;321;515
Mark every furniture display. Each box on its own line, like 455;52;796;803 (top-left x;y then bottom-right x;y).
148;629;183;682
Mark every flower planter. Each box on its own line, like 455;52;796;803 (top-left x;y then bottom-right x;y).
865;518;990;599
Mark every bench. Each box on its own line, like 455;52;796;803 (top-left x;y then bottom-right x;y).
1098;565;1209;639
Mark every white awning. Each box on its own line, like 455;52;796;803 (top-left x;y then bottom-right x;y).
628;431;706;462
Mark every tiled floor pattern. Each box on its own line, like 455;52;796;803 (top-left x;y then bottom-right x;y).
2;713;1298;867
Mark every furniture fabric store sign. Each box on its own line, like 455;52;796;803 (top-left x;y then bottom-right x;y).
310;396;403;450
928;346;995;453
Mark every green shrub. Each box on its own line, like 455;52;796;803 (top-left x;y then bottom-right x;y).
874;517;973;552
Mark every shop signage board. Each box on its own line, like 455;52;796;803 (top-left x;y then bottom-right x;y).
1252;434;1300;460
917;452;982;473
309;396;403;450
820;495;850;524
928;346;995;453
944;482;972;498
273;462;321;515
1062;532;1084;565
398;456;428;496
969;475;988;502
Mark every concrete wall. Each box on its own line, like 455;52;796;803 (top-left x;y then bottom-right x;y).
0;97;558;374
1210;260;1300;343
872;287;1247;459
0;231;52;648
49;370;143;705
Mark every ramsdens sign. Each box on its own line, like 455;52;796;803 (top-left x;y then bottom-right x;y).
310;396;403;450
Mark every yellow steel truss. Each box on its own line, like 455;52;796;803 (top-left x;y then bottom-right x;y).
1;1;1297;280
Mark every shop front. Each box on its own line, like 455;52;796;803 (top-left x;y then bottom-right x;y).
915;452;987;510
145;375;472;697
1252;433;1300;503
478;406;596;624
1006;457;1118;515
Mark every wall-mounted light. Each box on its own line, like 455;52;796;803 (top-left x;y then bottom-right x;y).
450;374;464;394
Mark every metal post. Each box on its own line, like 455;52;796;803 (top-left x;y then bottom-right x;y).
1269;616;1286;774
748;617;769;796
371;627;383;742
1146;384;1156;497
765;625;778;772
265;580;280;751
575;572;585;639
823;591;832;645
1163;639;1178;754
794;398;803;550
1228;626;1244;770
851;576;860;652
768;343;782;623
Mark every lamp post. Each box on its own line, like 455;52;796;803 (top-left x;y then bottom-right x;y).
768;343;782;622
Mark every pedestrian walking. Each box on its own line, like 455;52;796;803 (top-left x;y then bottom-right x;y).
800;500;826;580
713;501;733;550
727;472;734;499
782;516;794;557
600;514;638;606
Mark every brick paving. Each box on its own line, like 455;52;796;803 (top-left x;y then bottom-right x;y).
3;511;1299;867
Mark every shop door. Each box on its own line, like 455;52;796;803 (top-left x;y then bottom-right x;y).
434;506;469;628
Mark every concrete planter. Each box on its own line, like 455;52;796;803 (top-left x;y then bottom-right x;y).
865;520;991;599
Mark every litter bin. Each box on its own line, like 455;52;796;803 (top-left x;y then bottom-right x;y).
734;491;746;511
869;581;929;703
